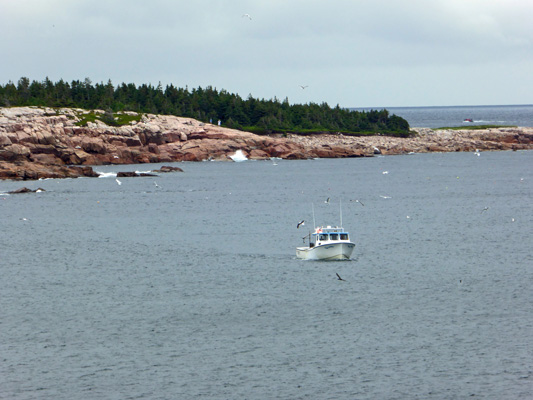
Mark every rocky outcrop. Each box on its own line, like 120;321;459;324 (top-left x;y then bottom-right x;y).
285;127;533;156
0;161;99;180
1;106;532;180
0;106;321;180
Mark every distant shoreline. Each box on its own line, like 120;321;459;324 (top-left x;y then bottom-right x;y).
1;107;533;180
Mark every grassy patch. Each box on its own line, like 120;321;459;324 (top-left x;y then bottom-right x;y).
75;110;142;127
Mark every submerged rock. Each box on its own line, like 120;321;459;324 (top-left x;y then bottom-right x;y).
116;171;157;177
8;187;46;194
152;166;184;173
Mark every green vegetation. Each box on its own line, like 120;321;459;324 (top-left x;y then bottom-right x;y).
74;110;143;127
435;125;516;130
0;77;411;136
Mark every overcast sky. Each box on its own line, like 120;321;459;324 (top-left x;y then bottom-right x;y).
2;0;532;107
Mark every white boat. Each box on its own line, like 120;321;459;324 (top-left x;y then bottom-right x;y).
296;225;355;260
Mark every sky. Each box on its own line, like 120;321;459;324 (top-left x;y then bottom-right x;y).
1;0;532;107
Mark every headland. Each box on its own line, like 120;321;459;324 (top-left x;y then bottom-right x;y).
1;106;532;180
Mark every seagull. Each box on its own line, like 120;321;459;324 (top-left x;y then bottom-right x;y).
299;85;309;90
242;13;252;20
115;178;122;185
351;199;364;206
154;181;161;188
481;207;489;213
336;273;345;281
325;197;330;204
379;195;391;199
297;220;305;229
382;171;389;175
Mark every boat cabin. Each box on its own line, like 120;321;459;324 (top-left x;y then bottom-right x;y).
310;226;351;247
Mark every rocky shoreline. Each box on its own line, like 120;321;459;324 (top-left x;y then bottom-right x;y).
1;106;532;180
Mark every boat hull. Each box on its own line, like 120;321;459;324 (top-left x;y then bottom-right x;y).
296;242;355;260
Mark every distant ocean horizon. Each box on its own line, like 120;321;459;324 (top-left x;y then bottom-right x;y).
351;104;533;129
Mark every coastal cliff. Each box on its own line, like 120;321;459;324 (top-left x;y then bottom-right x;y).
1;107;532;180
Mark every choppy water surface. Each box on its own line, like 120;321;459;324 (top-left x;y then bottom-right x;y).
1;151;532;399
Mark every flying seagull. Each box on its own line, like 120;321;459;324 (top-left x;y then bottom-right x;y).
297;220;305;229
299;85;308;89
351;199;364;206
242;13;252;19
154;181;161;188
325;197;330;204
336;273;345;281
481;206;489;213
115;178;122;185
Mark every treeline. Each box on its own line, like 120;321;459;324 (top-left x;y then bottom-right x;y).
0;77;410;136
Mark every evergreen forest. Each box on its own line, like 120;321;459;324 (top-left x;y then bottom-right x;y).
0;77;411;136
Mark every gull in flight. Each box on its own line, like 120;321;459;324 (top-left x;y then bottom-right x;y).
336;273;346;281
380;195;391;199
382;171;389;175
297;220;305;229
115;178;122;185
351;199;364;206
242;13;252;20
481;206;489;213
154;181;161;188
324;197;330;204
299;85;308;89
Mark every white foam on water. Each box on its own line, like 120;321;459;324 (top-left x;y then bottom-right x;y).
230;150;248;162
96;171;118;178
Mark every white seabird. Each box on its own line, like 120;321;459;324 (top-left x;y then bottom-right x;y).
297;220;305;229
242;13;252;19
115;178;122;185
299;85;308;89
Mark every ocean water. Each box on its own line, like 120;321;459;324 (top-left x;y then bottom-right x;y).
1;151;532;399
354;104;533;128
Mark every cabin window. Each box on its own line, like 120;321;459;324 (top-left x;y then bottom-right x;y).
330;234;339;240
340;233;348;240
319;234;328;241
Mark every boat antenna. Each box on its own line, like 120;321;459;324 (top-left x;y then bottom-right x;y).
312;203;316;229
340;199;343;227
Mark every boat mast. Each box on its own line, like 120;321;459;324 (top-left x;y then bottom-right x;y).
340;199;343;227
312;203;316;229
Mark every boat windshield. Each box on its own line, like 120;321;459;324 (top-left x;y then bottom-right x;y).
340;233;349;240
330;233;339;240
319;234;328;241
